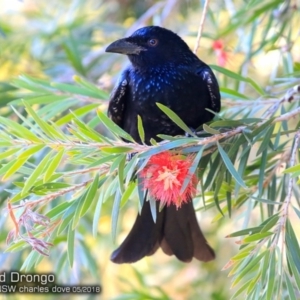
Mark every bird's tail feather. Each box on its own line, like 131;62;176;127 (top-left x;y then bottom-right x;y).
110;199;215;263
110;200;164;263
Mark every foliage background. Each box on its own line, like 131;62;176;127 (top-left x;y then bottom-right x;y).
0;0;299;299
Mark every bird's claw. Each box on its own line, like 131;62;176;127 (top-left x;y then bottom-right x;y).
185;127;197;137
127;152;137;161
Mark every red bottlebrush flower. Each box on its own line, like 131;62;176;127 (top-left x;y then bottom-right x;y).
141;151;198;208
212;39;228;67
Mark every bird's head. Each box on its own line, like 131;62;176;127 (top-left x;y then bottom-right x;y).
105;26;195;68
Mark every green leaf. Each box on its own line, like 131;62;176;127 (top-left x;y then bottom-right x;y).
93;191;104;237
80;173;99;217
3;157;29;180
23;101;65;139
118;155;126;194
211;65;265;95
97;110;135;142
180;146;205;194
286;220;300;274
73;75;109;99
284;164;300;174
231;251;267;287
111;190;121;242
101;146;133;154
67;225;75;268
120;181;136;208
203;124;220;134
62;36;86;76
242;232;273;243
55;103;99;126
22;151;52;195
0;116;42;143
227;226;263;238
220;87;249;99
137;115;145;144
46;202;73;218
156;103;196;137
256;124;274;156
285;272;297;300
44;148;65;182
266;250;276;300
260;214;279;232
18;144;45;160
149;197;157;223
217;142;247;189
0;148;20;160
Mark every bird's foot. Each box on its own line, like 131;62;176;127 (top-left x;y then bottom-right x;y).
185;127;198;137
127;152;137;161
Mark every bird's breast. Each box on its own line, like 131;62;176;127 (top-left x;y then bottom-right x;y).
124;67;212;143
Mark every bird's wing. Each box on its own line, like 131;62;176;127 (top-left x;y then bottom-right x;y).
196;66;221;113
107;69;130;127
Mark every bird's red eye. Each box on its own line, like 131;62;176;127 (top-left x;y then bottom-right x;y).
148;39;158;47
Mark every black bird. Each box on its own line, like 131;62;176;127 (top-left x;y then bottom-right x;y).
106;26;220;263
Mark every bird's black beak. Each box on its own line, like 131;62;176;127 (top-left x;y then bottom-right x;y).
105;38;146;55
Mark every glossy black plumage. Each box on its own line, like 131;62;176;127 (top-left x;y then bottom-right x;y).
106;26;220;263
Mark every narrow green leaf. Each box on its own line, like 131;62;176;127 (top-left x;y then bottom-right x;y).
242;232;273;243
55;103;99;126
46;202;73;218
230;278;252;300
0;148;20;160
286;252;300;292
260;214;279;232
67;225;75;267
22;151;52;195
232;251;266;287
73;75;109;99
149;198;157;223
258;149;268;197
156;103;196;137
3;157;29;180
180;147;205;194
137;175;145;213
285;272;297;300
18;144;45;160
118;155;126;194
0;116;42;143
137;115;145;144
217;142;247;189
227;226;263;237
101;146;132;154
203;124;220;134
44;148;65;182
80;173;99;217
256;124;274;156
23;101;64;139
97;110;135;142
93;190;104;237
111;190;121;242
211;65;265;95
284;164;300;174
120;181;136;208
266;250;276;300
220;87;249;99
286;220;300;274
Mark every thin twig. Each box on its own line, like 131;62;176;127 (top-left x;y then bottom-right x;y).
11;180;93;210
10;105;300;154
262;84;300;118
194;0;210;54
